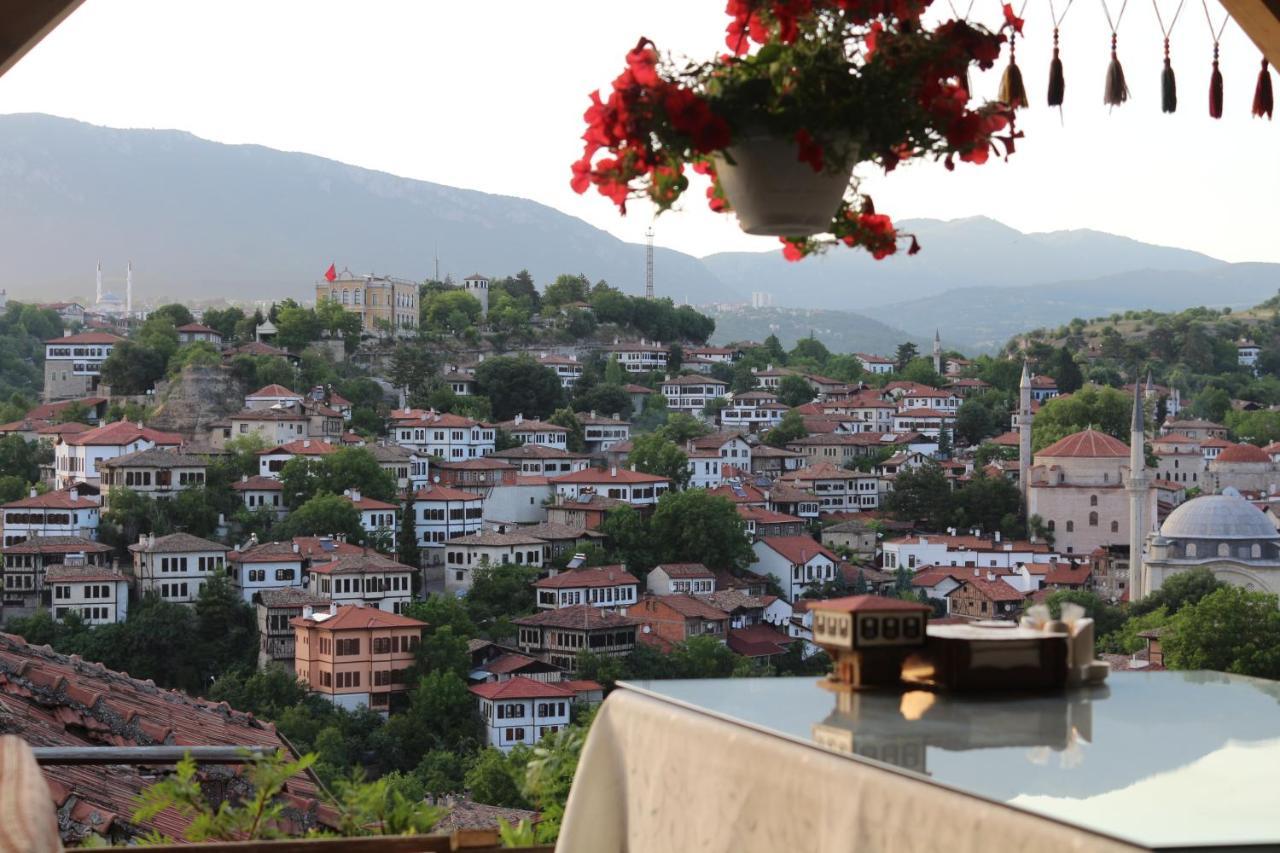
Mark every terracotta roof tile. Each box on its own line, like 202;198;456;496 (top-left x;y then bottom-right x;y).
469;676;575;700
1037;428;1129;459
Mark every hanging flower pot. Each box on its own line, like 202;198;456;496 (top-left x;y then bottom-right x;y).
713;135;855;237
570;2;1023;260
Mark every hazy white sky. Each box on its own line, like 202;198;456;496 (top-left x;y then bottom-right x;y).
0;0;1275;261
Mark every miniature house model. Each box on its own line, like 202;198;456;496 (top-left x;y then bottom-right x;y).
811;595;932;688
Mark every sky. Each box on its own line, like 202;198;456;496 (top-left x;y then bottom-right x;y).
0;0;1276;262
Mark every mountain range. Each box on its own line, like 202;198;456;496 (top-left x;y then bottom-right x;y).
0;113;1275;353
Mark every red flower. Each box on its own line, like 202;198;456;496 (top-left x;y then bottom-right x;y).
626;39;661;87
781;238;808;261
1001;3;1024;35
570;156;592;194
795;129;824;172
865;21;883;57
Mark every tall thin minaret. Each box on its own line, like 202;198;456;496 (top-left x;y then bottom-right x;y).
1127;383;1150;600
933;329;943;375
95;261;103;307
1018;360;1033;511
126;261;133;316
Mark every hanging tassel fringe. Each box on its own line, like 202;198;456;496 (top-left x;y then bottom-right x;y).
1105;35;1129;105
1209;47;1223;118
1047;28;1065;106
1000;60;1029;108
1162;58;1177;113
1253;58;1273;118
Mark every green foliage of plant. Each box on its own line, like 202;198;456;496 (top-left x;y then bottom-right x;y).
1163;586;1280;678
1032;385;1133;451
274;493;366;542
279;447;397;509
627;432;690;489
475;355;565;421
764;408;807;447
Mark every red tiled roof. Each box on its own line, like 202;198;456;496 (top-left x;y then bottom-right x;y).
411;484;484;502
257;439;337;456
2;536;112;555
35;422;93;436
535;565;639;589
758;535;837;565
290;537;365;561
0;632;330;844
291;605;425;632
229;541;304;563
246;384;300;398
307;553;415;575
1216;442;1271;464
176;323;219;334
1043;562;1093;586
950;576;1026;602
231;475;285;491
809;594;932;614
61;421;183;448
552;467;669;485
45;331;124;345
653;562;714;579
514;604;639;630
469;676;575;700
1037;428;1129;459
736;506;804;525
23;397;108;422
727;624;793;657
707;483;768;504
636;594;728;621
2;488;99;510
344;494;399;511
909;567;963;588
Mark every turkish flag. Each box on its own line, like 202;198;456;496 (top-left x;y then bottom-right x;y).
324;263;337;282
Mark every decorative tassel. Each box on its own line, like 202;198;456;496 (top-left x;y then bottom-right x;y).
1000;58;1029;108
1162;40;1177;113
1209;44;1223;118
1104;33;1129;106
1253;58;1273;118
1047;28;1065;107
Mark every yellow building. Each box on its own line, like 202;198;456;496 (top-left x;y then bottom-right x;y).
315;268;418;336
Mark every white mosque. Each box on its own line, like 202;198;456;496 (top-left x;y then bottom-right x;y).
93;261;133;317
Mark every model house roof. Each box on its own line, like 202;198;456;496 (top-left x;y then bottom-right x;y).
232;474;285;491
809;594;932;614
2;536;112;555
949;576;1026;602
637;594;727;621
228;541;303;563
98;448;209;469
308;553;415;575
257;588;330;608
175;322;219;334
490;444;588;461
44;563;129;583
247;384;301;398
496;418;569;433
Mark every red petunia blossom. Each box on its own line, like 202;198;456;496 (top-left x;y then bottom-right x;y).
570;156;593;194
781;238;808;261
626;39;661;87
795;129;824;171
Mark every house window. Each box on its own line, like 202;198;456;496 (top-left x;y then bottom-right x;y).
1089;512;1098;527
1066;521;1074;532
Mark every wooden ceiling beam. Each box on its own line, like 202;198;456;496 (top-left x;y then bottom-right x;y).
1218;0;1280;67
0;0;86;79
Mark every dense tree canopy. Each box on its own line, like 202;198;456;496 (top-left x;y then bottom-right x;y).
474;355;564;421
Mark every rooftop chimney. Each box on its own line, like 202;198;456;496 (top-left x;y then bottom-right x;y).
351;488;361;502
973;567;979;577
28;487;36;498
292;542;300;554
987;570;996;582
611;467;618;477
303;440;311;448
329;602;338;616
302;605;314;620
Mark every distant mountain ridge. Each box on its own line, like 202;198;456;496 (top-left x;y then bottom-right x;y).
0;113;736;304
1;112;1277;355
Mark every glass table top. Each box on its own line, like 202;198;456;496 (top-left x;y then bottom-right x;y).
621;672;1280;850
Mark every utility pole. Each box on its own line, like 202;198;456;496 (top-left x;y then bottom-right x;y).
645;226;655;299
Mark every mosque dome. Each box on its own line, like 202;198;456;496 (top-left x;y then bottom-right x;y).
1160;491;1280;541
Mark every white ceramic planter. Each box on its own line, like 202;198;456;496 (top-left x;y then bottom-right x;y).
713;135;854;237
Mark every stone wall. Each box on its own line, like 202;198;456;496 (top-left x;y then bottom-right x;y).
148;364;245;440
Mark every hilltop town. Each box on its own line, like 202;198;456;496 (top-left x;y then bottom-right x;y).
5;268;1280;844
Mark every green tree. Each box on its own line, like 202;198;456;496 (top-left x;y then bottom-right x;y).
1163;587;1280;678
466;563;538;637
883;461;952;527
279;447;396;509
895;342;919;371
955;399;998;446
777;374;815;407
790;335;831;364
1032;385;1133;451
628;433;690;489
549;408;586;452
193;576;259;684
389;344;435;398
275;494;365;541
764;409;807;447
1045;347;1085;393
421;291;483;333
1129;567;1225;617
100;340;167;394
575;384;632;421
465;747;532;809
935;426;953;460
474;355;564;421
899;358;945;387
0;434;45;483
599;505;659;574
1192;386;1231;424
659;412;709;444
1043;589;1126;637
650;490;753;571
149;303;195;328
543;274;591;309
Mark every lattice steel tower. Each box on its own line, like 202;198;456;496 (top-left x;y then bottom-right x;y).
645;226;655;299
